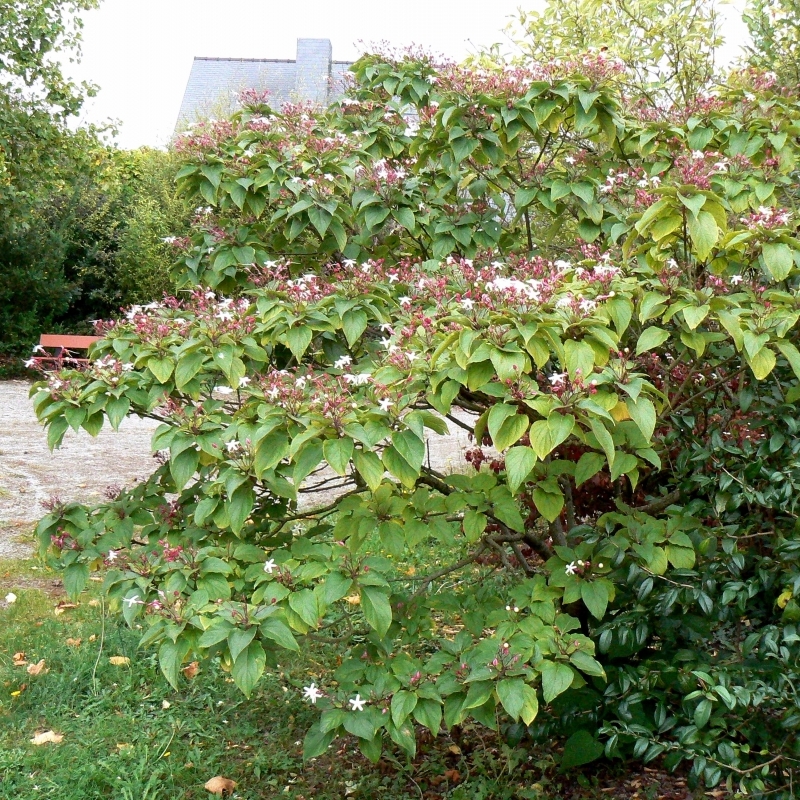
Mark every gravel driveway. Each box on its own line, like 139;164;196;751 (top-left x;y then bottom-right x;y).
0;381;158;558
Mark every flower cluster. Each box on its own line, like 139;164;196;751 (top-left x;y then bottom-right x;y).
741;206;791;230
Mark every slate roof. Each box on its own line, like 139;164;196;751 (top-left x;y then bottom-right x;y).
175;38;354;131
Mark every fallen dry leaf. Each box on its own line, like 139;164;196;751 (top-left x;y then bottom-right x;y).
30;730;63;745
448;744;462;755
108;656;130;666
162;700;171;709
12;652;27;666
88;598;101;606
26;660;48;676
344;594;361;605
182;661;200;679
65;637;82;647
88;634;97;642
204;775;236;795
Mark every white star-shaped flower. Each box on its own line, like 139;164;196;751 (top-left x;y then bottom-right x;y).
379;398;392;412
335;355;352;369
106;550;118;562
238;376;251;387
461;298;474;310
123;594;143;607
730;274;744;285
565;562;578;576
263;559;277;574
349;694;367;711
399;296;412;306
226;440;242;453
303;683;324;704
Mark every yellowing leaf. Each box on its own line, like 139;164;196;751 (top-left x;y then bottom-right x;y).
109;656;131;666
344;594;361;605
204;775;237;795
778;590;793;609
30;730;63;745
610;400;631;421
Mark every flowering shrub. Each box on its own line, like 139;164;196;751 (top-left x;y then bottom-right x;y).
30;42;800;797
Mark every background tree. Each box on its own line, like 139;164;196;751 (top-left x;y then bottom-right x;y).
504;0;723;107
744;0;800;85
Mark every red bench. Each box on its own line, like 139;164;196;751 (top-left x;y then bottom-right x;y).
31;334;102;371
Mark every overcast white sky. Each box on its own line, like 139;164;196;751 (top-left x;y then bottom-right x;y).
64;0;749;150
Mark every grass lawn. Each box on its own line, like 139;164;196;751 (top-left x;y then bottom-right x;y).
0;558;692;800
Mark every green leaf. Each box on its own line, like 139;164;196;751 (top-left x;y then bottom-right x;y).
170;447;198;490
520;683;539;725
254;432;290;476
106;397;130;430
626;397;656;441
575;452;605;486
581;580;610;620
682;305;710;331
288;589;319;627
505;446;537;494
260;618;300;651
677;192;706;217
286;326;313;359
175;352;205;390
747;347;776;380
569;650;606;678
228;485;254;534
532;486;564;522
232;245;255;265
540;661;574;703
561;730;605;769
353;449;384;491
564;340;594;380
47;416;68;450
497;678;526;721
635;327;670;355
308;206;332;237
63;562;88;599
393;207;416;231
666;545;696;569
232;641;266;697
413;698;442;736
342;309;368;347
227;626;256;662
777;340;800;380
323;438;354;476
159;637;190;689
360;585;392;637
391;690;418;727
343;711;378;740
650;214;682;240
762;242;794;281
589;419;615;468
687;210;718;261
392;429;425;473
303;724;336;761
148;357;173;384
